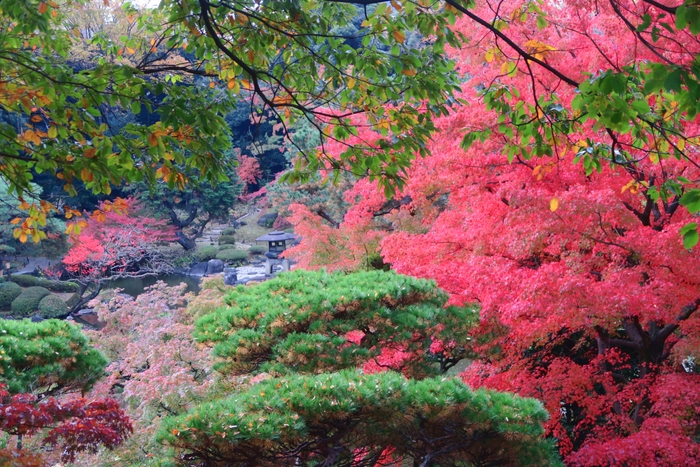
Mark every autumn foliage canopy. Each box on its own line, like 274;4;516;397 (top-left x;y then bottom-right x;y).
284;0;700;464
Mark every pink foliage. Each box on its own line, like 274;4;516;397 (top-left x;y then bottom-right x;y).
284;0;700;461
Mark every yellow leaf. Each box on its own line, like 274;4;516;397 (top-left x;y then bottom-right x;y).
677;138;686;151
485;48;495;63
48;124;57;138
392;30;406;44
347;77;356;89
126;47;135;54
549;198;559;212
18;231;27;243
621;180;638;194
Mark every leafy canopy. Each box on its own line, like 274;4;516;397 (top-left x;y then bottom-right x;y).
161;270;561;466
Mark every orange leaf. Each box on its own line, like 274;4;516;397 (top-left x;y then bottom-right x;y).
84;147;97;159
81;168;94;182
38;2;48;14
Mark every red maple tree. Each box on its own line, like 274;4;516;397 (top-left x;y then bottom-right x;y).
0;384;132;464
285;0;700;463
62;198;177;311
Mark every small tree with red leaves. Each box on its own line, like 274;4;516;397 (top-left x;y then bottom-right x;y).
0;318;132;465
62;198;177;312
0;387;132;463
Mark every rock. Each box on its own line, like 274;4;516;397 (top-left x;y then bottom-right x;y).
257;213;278;228
223;268;238;286
206;259;225;275
188;261;209;277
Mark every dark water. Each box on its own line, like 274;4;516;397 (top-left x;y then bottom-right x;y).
103;274;201;297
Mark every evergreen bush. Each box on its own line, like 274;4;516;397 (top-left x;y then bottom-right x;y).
218;235;236;245
0;282;21;310
215;249;247;264
217;244;237;251
38;294;69;319
221;227;236;236
10;275;78;293
194;246;218;262
159;270;562;466
248;245;266;255
10;286;51;317
0;318;108;394
10;274;41;287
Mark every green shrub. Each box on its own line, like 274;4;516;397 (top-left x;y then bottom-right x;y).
0;318;108;394
248;245;267;255
10;275;78;293
42;280;78;293
218;235;236;245
215;249;248;264
0;282;22;310
38;294;69;319
218;244;237;251
10;286;51;317
195;246;218;262
10;274;40;287
222;227;236;236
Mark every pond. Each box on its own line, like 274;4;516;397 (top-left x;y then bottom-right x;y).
103;274;201;297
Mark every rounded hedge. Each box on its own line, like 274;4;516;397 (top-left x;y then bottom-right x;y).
0;282;22;310
222;227;236;236
43;280;78;293
11;287;51;317
215;249;248;264
10;275;78;293
38;294;69;319
218;235;236;245
195;246;219;262
248;245;267;255
10;274;41;287
218;244;237;251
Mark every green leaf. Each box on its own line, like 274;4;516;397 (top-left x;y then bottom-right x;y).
680;189;700;213
680;222;699;249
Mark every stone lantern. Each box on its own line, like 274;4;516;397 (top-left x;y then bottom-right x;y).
255;231;297;259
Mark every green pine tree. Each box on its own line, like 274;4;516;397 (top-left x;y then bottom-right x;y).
158;270;562;466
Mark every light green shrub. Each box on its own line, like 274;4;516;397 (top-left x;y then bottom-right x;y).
195;246;219;262
218;235;236;245
248;245;267;255
10;286;51;317
215;249;248;264
38;294;69;319
0;282;22;310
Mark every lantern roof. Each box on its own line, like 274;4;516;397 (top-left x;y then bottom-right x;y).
255;231;298;242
